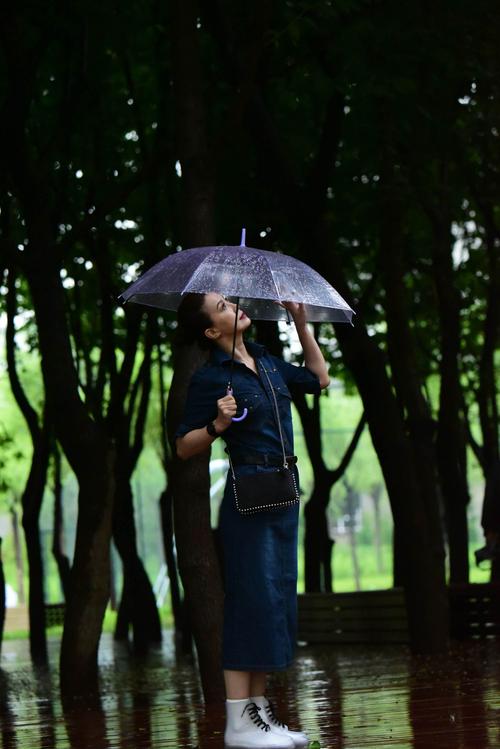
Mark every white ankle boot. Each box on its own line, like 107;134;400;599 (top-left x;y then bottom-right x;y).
224;698;295;748
250;696;309;748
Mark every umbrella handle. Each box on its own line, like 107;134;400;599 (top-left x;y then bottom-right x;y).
227;387;248;422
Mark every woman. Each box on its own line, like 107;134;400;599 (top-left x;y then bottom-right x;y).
176;292;329;749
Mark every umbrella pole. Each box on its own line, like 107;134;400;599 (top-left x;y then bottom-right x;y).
228;297;240;391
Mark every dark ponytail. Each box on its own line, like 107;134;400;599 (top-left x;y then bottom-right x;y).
176;293;214;349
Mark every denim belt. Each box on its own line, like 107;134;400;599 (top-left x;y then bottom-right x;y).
230;454;298;467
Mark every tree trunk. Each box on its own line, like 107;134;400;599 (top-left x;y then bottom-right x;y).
24;252;116;696
112;476;162;651
59;452;115;693
378;175;446;595
335;319;449;651
167;345;225;703
392;525;406;587
310;210;449;653
23;518;47;663
431;228;470;583
476;210;500;482
169;0;225;702
6;268;51;662
297;393;334;593
52;444;71;601
303;209;448;651
159;485;191;648
10;507;25;605
296;390;365;593
157;341;191;648
303;474;334;592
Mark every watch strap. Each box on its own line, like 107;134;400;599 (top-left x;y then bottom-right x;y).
206;421;219;437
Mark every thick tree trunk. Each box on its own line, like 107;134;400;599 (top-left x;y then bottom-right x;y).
24;252;116;696
312;220;448;653
378;179;447;593
169;0;224;702
167;345;225;703
113;477;162;651
59;453;115;693
335;320;449;651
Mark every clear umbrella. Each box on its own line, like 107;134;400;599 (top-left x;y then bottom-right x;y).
119;229;354;324
119;230;354;421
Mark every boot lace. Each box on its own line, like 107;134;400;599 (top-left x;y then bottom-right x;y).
264;699;288;729
242;702;271;732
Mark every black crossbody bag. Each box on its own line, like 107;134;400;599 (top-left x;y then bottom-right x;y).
228;367;300;515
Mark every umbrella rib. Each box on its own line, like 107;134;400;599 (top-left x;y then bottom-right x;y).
261;252;283;303
178;249;219;296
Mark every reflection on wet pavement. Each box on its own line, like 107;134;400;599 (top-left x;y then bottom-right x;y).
1;632;500;748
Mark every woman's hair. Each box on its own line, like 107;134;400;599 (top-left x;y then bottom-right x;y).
176;293;214;349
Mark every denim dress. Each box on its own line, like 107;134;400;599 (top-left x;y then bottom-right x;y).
176;341;321;671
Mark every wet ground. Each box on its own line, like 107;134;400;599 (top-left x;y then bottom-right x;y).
1;632;500;748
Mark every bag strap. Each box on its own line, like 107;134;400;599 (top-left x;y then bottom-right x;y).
260;365;288;470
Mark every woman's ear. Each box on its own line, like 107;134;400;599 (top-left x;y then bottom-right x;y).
204;327;220;342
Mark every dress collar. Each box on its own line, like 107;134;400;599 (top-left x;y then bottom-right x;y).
210;340;266;366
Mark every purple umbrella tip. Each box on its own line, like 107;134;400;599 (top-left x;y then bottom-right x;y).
240;228;246;246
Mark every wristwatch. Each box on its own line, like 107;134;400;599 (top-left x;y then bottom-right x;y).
206;421;220;438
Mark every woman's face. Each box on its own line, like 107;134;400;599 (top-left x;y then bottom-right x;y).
201;292;252;342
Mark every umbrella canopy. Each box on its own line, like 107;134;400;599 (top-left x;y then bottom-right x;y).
119;241;354;324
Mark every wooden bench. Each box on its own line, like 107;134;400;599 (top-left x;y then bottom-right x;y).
298;583;500;644
4;605;29;633
449;583;500;639
45;602;66;628
298;589;409;644
3;603;66;633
